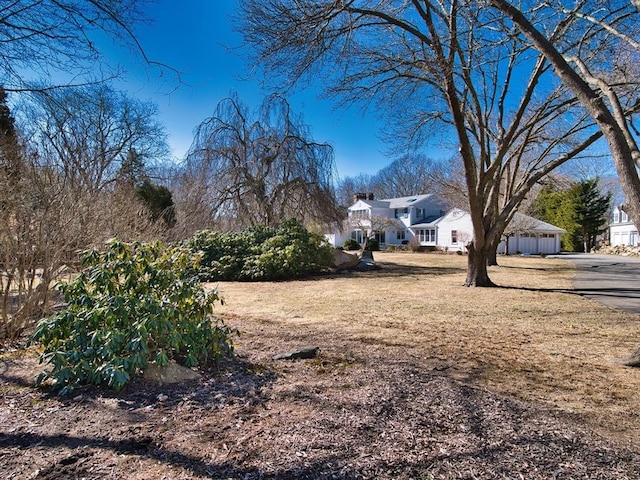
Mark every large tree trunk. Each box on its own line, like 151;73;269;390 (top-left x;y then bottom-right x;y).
464;242;496;287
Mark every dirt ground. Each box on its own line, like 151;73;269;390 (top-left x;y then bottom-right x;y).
2;252;640;479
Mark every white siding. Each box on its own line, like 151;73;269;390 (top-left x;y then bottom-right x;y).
434;209;473;252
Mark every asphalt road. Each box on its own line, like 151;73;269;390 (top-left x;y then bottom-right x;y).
550;253;640;314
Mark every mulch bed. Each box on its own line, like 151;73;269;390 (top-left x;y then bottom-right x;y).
2;316;640;479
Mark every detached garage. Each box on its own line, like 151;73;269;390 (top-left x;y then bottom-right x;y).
497;215;566;255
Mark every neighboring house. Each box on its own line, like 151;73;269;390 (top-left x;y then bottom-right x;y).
609;205;639;246
326;193;565;255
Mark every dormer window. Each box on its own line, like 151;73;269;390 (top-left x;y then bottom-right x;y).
394;208;409;218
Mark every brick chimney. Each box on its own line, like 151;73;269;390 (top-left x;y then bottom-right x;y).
353;192;367;203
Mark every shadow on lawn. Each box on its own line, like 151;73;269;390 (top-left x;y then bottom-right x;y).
360;261;466;278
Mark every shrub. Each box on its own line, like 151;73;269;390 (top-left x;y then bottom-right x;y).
187;218;335;281
342;238;360;251
186;229;257;281
409;236;422;252
30;239;236;395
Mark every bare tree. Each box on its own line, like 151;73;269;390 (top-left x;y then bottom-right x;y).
239;0;610;286
373;154;441;199
180;94;342;231
0;85;170;340
335;174;378;209
0;0;170;92
21;85;169;193
346;213;401;249
488;0;640;246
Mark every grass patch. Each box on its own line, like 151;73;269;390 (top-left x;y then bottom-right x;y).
215;251;640;446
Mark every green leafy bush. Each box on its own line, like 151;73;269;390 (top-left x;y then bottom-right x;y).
187;218;334;281
342;238;360;251
30;239;236;395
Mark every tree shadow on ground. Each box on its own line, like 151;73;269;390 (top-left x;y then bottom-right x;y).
0;431;361;480
3;347;640;478
496;283;640;301
496;263;576;273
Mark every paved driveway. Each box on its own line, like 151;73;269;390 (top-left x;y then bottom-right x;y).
550;253;640;314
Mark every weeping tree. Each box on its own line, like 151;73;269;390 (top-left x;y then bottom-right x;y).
239;0;621;286
179;93;342;232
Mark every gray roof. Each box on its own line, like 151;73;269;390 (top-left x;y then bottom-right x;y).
513;212;566;233
381;194;436;209
353;193;437;210
355;199;390;209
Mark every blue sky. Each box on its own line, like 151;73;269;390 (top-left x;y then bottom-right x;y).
105;0;400;179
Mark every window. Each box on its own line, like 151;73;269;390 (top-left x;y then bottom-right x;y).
541;233;554;238
395;207;409;218
350;209;369;219
396;230;406;241
351;230;364;244
614;211;620;223
451;230;458;244
415;229;436;243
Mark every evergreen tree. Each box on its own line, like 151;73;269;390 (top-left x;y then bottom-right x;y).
135;179;176;228
571;179;612;253
0;86;22;180
117;148;147;188
532;179;611;252
531;183;578;251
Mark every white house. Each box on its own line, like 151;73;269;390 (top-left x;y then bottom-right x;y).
609;205;639;246
326;193;565;255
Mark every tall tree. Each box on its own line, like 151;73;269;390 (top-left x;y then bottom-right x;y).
335;173;378;209
22;84;168;193
531;178;612;252
239;0;607;286
488;1;640;249
373;154;441;199
181;94;341;231
335;154;441;208
0;86;28;336
572;179;612;253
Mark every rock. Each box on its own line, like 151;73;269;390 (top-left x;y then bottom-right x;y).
272;346;320;360
594;244;640;257
333;249;360;271
143;361;202;385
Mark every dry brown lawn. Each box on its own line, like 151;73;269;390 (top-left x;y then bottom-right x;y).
215;251;640;447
